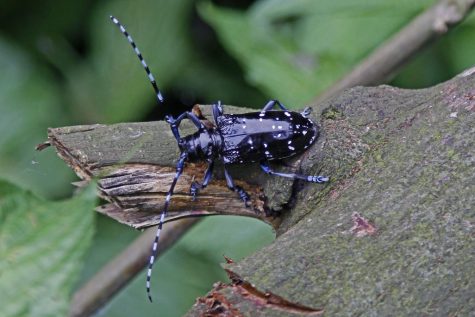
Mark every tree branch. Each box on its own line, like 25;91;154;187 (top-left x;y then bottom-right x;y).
43;0;475;311
47;67;475;316
69;219;199;317
186;67;475;316
45;105;277;229
313;0;475;104
42;106;281;316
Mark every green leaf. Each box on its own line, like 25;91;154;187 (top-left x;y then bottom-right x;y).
0;37;75;198
199;0;433;107
0;180;96;317
93;216;275;317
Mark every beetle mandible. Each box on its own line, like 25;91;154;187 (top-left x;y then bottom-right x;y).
110;16;329;302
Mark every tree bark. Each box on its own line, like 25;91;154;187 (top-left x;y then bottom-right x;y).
46;106;279;229
186;68;475;316
46;68;475;316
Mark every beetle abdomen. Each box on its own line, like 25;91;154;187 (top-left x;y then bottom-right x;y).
217;111;317;164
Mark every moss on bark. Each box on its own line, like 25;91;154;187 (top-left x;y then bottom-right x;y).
187;70;475;316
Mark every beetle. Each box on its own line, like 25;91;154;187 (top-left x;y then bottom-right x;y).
110;16;329;302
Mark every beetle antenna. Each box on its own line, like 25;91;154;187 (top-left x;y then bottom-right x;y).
110;15;164;104
146;152;187;302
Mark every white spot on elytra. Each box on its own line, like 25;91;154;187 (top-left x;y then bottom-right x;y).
302;130;308;135
259;112;265;117
284;112;291;117
277;133;282;137
248;139;253;144
288;140;292;144
288;145;295;150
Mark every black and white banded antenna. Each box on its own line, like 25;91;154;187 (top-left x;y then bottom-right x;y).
110;15;167;303
110;15;164;104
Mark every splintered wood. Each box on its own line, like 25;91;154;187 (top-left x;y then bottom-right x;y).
44;119;274;229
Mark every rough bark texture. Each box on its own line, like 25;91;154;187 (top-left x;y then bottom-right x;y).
186;69;475;316
46;105;280;230
47;69;474;316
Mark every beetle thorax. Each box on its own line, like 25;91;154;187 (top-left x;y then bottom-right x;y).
179;129;222;162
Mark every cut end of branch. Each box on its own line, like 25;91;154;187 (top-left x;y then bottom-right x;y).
46;123;280;230
189;269;324;316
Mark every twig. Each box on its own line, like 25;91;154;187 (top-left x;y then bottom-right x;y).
313;0;475;104
69;218;200;317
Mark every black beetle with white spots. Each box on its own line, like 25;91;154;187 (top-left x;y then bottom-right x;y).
110;16;329;302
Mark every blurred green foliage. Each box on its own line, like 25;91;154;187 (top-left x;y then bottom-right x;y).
0;180;96;316
199;0;435;104
0;0;473;316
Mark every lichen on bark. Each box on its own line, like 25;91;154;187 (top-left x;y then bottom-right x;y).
187;69;475;316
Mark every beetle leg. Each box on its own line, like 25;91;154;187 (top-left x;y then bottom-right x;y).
260;161;329;183
166;112;205;141
146;152;187;302
261;99;288;112
212;101;224;122
190;160;215;200
301;107;312;118
223;165;251;206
